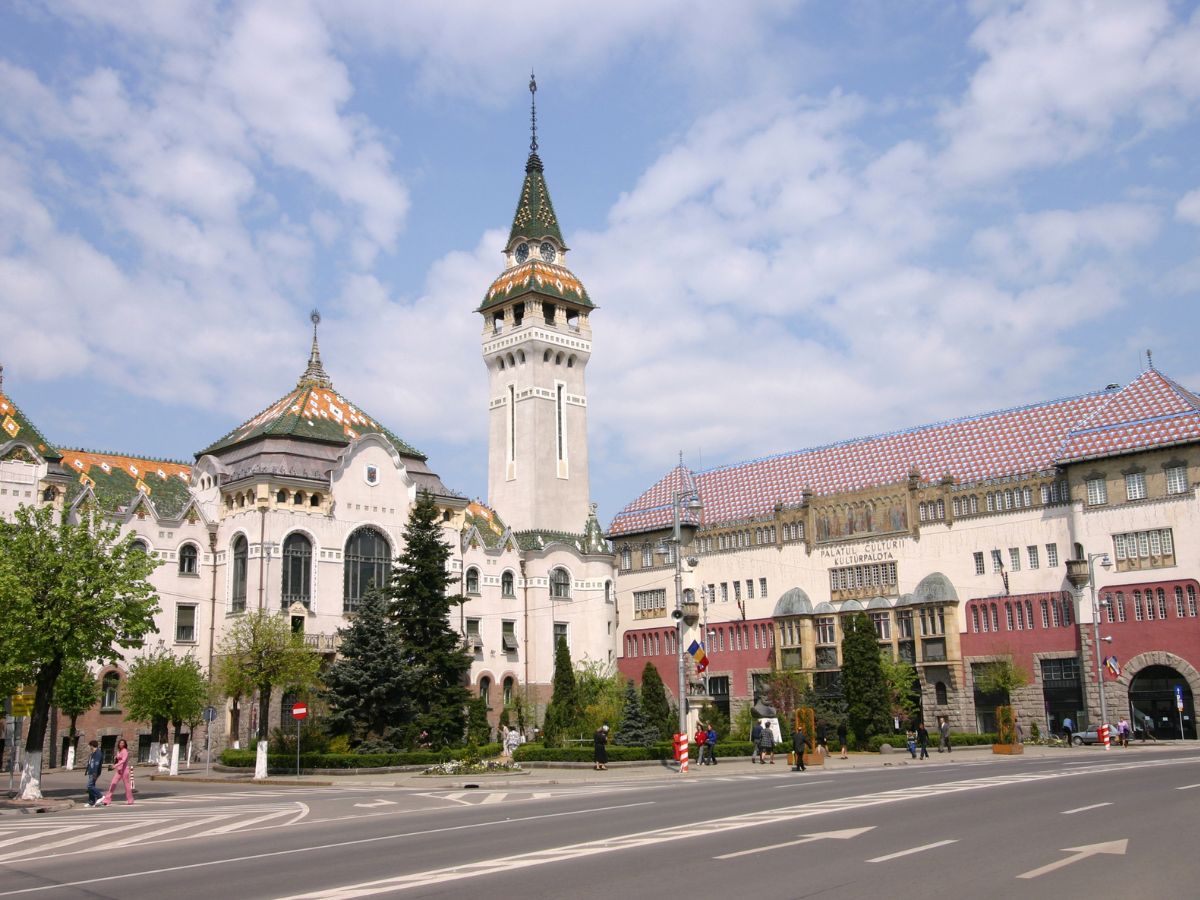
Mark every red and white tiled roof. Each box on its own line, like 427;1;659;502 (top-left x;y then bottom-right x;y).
609;369;1200;537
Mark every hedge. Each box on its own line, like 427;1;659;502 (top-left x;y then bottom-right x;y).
868;732;998;752
219;744;501;769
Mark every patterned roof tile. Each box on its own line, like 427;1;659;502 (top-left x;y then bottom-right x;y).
479;259;592;312
62;449;193;519
0;389;61;461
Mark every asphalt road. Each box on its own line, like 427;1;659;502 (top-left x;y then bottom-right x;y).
3;748;1199;899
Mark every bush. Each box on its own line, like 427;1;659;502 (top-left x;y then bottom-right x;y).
867;732;998;752
219;744;501;769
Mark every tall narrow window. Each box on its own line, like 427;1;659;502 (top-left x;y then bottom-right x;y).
178;543;198;576
508;385;516;462
1166;465;1188;495
101;673;120;710
1086;477;1108;506
556;384;565;461
465;567;480;594
1125;471;1146;501
231;535;248;613
550;567;571;599
502;570;515;597
344;527;391;614
282;533;313;607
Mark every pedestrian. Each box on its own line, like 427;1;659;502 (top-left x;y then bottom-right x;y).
1015;720;1024;745
593;724;609;770
694;723;709;766
750;719;763;764
905;727;918;759
1143;715;1157;742
504;724;522;761
791;724;808;772
84;740;104;807
916;722;930;759
758;720;776;764
815;722;829;758
102;737;134;806
1062;716;1074;746
499;725;511;761
1118;717;1130;747
938;716;951;754
705;723;719;766
837;721;848;759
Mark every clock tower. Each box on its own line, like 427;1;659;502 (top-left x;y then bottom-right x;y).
478;76;594;534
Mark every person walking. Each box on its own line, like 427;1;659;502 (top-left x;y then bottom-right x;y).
1118;717;1131;747
791;724;808;772
705;723;719;766
916;722;930;759
593;724;609;770
1143;715;1157;742
504;724;522;761
1062;716;1074;746
750;720;764;764
905;727;918;759
759;721;776;764
815;722;829;759
694;723;709;766
837;721;849;759
938;716;951;754
102;738;134;806
84;740;104;807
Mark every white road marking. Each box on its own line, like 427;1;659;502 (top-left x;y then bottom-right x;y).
715;827;874;859
867;839;957;862
1017;840;1128;879
1176;783;1200;790
352;799;397;808
1061;802;1111;815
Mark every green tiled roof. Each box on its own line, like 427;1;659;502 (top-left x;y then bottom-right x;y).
0;389;62;461
62;449;194;520
463;502;510;549
478;260;592;313
508;152;564;247
514;529;587;551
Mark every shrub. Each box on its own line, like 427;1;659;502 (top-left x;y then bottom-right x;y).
218;744;501;769
867;732;997;752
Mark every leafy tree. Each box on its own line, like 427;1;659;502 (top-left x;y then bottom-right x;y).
386;490;470;747
323;590;419;742
216;610;320;741
799;681;848;736
973;656;1030;704
53;658;100;758
879;653;921;725
466;695;491;745
124;649;208;745
697;701;729;739
639;662;673;742
614;679;657;747
730;701;756;740
574;660;626;736
541;636;578;747
764;669;808;725
0;506;159;798
840;612;891;747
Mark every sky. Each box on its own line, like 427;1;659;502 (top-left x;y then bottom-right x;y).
2;0;1200;527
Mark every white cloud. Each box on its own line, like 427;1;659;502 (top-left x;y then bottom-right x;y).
1178;188;1200;225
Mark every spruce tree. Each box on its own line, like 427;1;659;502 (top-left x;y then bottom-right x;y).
324;590;418;743
840;612;891;747
639;662;672;743
614;679;657;747
541;636;578;747
387;490;471;747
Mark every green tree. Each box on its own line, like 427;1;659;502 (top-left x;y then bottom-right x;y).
323;590;419;742
574;660;626;737
124;649;208;746
386;490;471;747
840;612;891;747
613;679;657;747
0;505;159;798
973;656;1030;704
216;610;320;741
879;653;920;725
53;658;100;760
764;669;808;725
541;636;578;747
639;662;673;743
466;695;491;745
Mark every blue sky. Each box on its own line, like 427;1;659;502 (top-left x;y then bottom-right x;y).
2;0;1200;526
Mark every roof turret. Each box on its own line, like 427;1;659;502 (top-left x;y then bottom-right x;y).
507;74;565;248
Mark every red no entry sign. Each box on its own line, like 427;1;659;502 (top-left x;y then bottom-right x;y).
292;704;308;720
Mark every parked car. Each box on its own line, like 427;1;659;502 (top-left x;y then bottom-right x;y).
1071;727;1117;746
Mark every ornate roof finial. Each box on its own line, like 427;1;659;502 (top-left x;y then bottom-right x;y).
1147;348;1155;371
529;70;538;154
298;309;333;389
678;450;684;468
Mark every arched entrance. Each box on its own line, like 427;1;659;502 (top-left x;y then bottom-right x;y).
1129;665;1195;740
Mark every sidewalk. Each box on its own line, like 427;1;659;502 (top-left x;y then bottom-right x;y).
4;740;1190;809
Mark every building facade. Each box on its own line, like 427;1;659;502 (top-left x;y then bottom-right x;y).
609;368;1200;740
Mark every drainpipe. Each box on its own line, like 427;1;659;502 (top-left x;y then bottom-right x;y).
257;499;267;610
520;559;531;717
207;526;218;674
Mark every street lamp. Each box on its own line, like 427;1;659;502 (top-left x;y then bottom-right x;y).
1087;552;1114;741
657;489;702;769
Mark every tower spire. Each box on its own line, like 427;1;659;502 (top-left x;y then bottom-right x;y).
525;71;543;174
299;310;333;389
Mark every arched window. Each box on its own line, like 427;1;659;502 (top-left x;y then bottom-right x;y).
344;527;391;613
231;535;248;613
178;543;198;576
101;672;120;710
465;567;480;595
935;681;948;705
293;491;305;505
479;676;491;709
282;533;313;607
501;571;515;597
310;493;321;507
550;567;571;599
503;676;515;706
605;580;613;603
276;489;287;503
131;538;149;555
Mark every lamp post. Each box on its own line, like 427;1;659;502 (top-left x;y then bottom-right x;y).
1086;552;1113;739
659;489;702;769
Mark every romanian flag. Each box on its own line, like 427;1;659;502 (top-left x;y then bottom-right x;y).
688;640;709;674
1105;655;1121;678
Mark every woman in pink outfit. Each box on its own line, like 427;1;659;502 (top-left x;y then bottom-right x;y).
102;738;134;806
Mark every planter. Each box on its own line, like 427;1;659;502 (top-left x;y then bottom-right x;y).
802;752;824;766
992;743;1024;755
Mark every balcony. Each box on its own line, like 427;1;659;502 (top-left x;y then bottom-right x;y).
304;633;341;653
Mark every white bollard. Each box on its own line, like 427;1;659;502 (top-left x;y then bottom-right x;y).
254;741;268;780
65;745;76;771
170;743;180;776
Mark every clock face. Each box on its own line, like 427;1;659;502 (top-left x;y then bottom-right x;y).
539;241;555;263
514;242;530;264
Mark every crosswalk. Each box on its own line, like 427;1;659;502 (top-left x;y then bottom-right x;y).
0;801;308;865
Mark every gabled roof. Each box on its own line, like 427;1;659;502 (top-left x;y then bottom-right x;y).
508;151;564;248
0;388;61;461
463;501;513;550
1057;369;1200;463
62;449;193;519
609;369;1200;537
